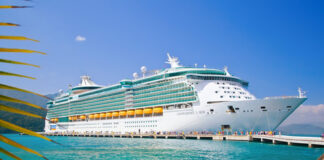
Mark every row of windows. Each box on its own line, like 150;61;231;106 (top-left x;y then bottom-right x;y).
187;75;248;86
125;125;157;128
125;120;158;124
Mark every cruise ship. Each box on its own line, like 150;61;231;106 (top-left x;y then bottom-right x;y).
44;54;307;134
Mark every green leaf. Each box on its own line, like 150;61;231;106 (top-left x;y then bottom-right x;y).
0;95;46;111
0;71;35;79
0;104;45;120
0;22;20;26
0;48;46;55
0;120;59;145
0;6;32;9
0;135;48;160
0;59;40;68
0;36;39;42
0;84;50;99
0;147;22;160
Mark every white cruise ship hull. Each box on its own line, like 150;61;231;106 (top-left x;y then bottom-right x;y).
45;97;306;133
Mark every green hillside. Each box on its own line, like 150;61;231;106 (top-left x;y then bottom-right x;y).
0;90;57;133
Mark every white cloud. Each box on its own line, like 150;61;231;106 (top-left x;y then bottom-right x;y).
280;104;324;128
75;35;86;42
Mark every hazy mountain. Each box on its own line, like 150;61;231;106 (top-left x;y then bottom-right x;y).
0;90;57;133
277;124;324;136
0;89;55;108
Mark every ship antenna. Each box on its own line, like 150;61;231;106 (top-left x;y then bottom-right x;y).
224;66;231;76
298;87;306;98
166;52;182;68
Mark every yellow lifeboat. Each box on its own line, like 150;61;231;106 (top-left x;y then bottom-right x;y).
135;109;143;115
72;116;77;121
127;110;135;116
153;107;163;114
94;113;100;119
89;114;95;119
50;118;55;123
100;113;106;118
144;108;153;114
120;111;127;116
68;116;72;121
106;112;112;118
80;115;86;120
112;111;119;117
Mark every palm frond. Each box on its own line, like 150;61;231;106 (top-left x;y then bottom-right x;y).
0;104;45;119
0;71;35;79
0;135;48;160
0;120;59;145
0;6;32;9
0;95;46;111
0;147;22;160
0;84;50;99
0;36;39;42
0;48;46;55
0;59;39;68
0;22;20;26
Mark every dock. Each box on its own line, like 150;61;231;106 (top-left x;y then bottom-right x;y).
40;132;324;148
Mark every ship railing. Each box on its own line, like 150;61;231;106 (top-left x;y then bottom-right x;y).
264;96;299;100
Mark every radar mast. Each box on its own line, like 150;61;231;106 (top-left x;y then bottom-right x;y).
166;53;182;68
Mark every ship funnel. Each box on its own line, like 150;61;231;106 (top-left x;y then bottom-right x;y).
79;76;98;86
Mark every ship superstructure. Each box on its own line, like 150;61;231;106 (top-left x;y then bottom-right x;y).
45;54;306;133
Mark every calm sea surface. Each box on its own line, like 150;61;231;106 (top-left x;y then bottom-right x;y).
0;134;323;160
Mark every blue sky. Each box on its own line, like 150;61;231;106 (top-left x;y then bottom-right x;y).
1;0;323;105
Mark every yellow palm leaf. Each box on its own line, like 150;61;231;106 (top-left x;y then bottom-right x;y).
0;6;31;9
0;104;45;120
0;135;48;160
0;120;59;145
0;71;35;79
0;95;46;111
0;147;22;160
0;59;39;68
0;84;50;99
0;22;20;26
0;36;39;42
0;48;46;55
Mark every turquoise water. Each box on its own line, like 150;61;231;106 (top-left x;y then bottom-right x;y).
0;134;323;160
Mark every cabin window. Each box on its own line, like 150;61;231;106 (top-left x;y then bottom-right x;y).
227;106;236;113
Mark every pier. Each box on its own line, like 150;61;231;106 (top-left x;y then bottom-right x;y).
40;132;324;148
